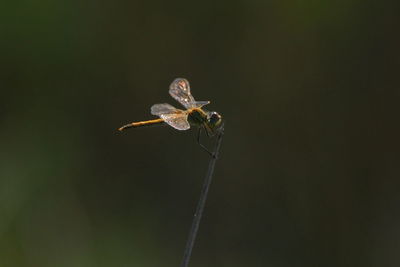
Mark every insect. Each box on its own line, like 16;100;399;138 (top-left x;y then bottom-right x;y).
118;78;223;153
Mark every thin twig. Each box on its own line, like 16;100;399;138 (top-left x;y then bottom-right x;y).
180;126;225;267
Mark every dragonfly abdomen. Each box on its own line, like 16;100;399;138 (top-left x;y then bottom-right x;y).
118;118;164;131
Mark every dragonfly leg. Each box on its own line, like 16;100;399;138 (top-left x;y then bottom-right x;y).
204;126;211;138
196;127;216;158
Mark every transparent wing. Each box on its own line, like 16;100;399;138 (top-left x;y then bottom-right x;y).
169;78;196;109
151;103;180;116
192;101;210;108
160;113;190;130
150;103;190;130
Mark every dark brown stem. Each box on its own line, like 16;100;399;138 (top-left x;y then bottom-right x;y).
180;125;224;267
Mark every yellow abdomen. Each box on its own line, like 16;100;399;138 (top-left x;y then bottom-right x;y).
118;118;164;131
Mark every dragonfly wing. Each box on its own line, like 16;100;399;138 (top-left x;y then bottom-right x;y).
151;103;189;130
192;101;210;108
169;78;196;109
160;113;190;130
151;103;180;116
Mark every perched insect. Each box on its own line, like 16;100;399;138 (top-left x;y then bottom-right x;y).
118;78;223;153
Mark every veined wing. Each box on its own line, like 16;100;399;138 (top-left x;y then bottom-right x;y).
161;113;190;130
151;103;180;116
150;103;190;130
169;78;210;109
169;78;197;109
192;101;210;108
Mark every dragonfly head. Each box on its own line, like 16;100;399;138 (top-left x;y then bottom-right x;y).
207;111;223;133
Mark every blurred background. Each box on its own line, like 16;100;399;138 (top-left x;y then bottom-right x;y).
1;0;400;266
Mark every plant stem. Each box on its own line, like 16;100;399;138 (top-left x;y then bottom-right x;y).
180;126;224;267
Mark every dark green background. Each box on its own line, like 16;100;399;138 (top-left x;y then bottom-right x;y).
1;0;399;266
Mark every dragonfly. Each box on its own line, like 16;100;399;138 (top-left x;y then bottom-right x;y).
118;78;223;153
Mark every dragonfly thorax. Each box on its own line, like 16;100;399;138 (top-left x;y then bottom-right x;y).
187;108;223;136
187;108;208;126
